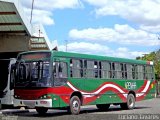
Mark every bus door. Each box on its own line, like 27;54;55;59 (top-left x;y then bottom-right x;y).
53;58;69;107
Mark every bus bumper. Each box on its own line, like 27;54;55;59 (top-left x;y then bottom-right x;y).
13;99;52;108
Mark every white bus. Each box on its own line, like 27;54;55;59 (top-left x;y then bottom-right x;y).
0;58;16;109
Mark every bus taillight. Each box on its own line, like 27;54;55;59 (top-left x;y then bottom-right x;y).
147;61;154;65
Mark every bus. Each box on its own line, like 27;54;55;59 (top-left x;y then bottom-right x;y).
13;51;155;115
0;58;16;109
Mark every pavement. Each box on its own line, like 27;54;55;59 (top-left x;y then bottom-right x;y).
156;94;160;98
1;98;160;120
0;96;160;115
0;107;29;114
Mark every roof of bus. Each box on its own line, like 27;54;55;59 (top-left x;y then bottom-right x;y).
52;51;152;65
18;50;152;65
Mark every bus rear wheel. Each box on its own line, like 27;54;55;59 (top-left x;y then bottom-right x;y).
0;104;2;109
96;104;110;110
36;107;48;115
120;94;135;110
69;96;81;115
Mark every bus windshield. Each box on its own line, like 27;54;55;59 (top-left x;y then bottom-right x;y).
14;52;52;88
14;60;51;88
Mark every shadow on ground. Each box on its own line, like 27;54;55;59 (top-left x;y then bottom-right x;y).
5;106;151;118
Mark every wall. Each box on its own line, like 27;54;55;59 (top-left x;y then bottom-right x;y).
0;35;30;52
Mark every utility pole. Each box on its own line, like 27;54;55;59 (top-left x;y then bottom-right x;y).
65;39;68;52
30;0;35;23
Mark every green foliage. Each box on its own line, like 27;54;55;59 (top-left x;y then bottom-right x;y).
136;50;160;79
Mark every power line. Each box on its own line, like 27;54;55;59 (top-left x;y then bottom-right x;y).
30;0;35;23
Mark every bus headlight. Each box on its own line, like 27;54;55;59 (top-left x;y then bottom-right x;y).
40;94;51;99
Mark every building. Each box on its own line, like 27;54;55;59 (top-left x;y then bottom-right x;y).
0;0;52;59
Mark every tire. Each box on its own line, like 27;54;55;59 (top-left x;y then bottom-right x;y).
96;104;110;110
0;104;6;109
36;107;48;115
2;104;14;109
120;94;135;110
69;96;81;115
0;104;2;109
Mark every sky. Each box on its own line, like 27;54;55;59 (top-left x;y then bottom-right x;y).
20;0;160;59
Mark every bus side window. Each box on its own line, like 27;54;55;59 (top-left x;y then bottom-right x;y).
101;61;109;79
143;65;146;79
132;65;136;79
53;62;68;86
137;65;143;79
72;59;83;78
59;62;67;78
146;65;153;80
116;63;121;79
84;60;87;78
53;62;67;78
58;63;63;77
115;63;120;79
109;62;112;78
94;61;98;78
53;62;57;78
86;60;94;78
135;65;138;79
112;63;115;78
70;59;73;77
80;60;83;77
120;63;124;79
99;62;102;78
127;64;132;80
124;64;127;79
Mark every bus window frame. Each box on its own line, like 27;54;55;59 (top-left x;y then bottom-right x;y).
58;57;155;81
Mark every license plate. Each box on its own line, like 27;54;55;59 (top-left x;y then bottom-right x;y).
23;101;35;108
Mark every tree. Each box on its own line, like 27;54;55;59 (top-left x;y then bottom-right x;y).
136;50;160;95
136;49;160;80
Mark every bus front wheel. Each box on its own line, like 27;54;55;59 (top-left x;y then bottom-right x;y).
36;107;48;115
69;96;81;115
120;94;135;110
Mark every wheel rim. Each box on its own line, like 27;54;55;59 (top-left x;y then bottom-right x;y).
128;96;134;108
72;100;79;112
